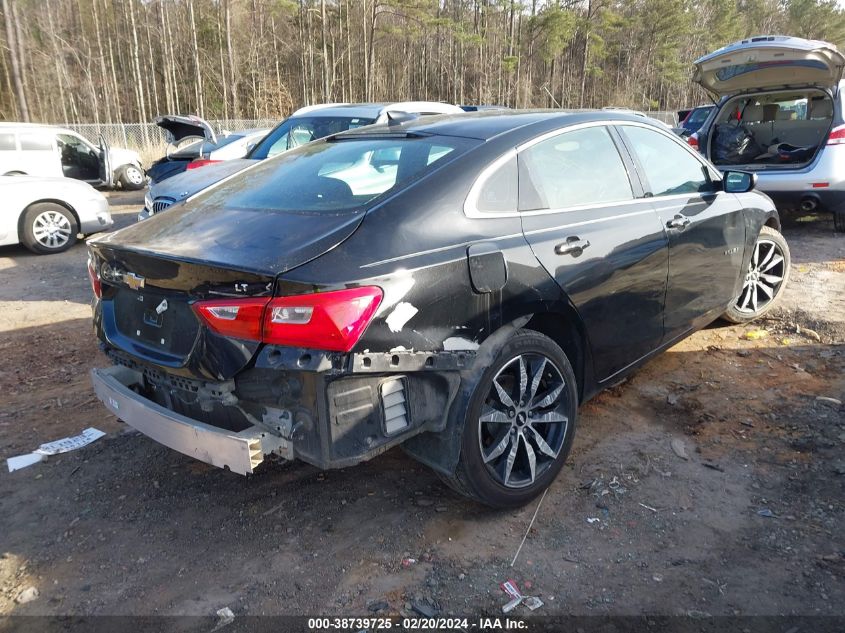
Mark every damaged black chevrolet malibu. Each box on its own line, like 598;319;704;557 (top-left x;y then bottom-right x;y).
88;111;790;508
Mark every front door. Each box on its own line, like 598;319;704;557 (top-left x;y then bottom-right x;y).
519;124;669;382
616;124;746;339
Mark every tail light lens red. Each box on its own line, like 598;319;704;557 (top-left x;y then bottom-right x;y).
193;297;268;341
186;159;220;170
686;133;700;152
827;125;845;145
192;287;383;352
87;257;102;298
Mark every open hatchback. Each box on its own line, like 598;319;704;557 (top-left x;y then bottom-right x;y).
691;36;845;230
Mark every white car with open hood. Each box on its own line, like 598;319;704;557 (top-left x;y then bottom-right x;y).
0;175;112;254
689;35;845;231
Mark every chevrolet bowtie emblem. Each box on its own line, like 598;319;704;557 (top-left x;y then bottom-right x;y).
124;272;145;290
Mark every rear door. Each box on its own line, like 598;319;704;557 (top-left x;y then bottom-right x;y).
616;123;746;340
519;123;669;382
17;131;61;177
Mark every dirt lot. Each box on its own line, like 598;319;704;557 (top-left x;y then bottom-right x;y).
0;193;843;623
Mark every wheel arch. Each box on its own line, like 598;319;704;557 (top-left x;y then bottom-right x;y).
17;199;80;240
401;305;593;477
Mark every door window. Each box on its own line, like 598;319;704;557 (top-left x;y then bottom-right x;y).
621;126;713;197
518;126;633;211
19;133;53;151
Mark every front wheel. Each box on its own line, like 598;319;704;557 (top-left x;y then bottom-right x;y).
444;330;578;508
117;164;146;190
722;225;790;324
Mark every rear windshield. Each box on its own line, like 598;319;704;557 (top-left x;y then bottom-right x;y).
248;116;376;159
194;135;477;213
686;107;712;124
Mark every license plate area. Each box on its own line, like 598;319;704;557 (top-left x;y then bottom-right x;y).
113;288;199;357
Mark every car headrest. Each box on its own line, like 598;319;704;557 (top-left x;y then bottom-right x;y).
776;109;795;120
743;104;763;122
763;104;779;122
810;99;833;119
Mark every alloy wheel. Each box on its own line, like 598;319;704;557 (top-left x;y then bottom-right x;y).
478;353;569;489
32;211;72;249
735;238;786;314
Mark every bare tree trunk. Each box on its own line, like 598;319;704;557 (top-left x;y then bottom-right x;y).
3;0;29;121
188;0;204;115
226;0;240;117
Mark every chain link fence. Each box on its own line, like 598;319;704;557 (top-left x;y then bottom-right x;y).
61;119;279;165
61;111;677;167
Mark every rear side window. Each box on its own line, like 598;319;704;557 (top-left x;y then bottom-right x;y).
519;126;633;211
19;133;53;151
471;156;518;214
195;135;476;213
621;126;712;197
0;133;15;151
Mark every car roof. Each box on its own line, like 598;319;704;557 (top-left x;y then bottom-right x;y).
290;102;463;120
335;109;669;142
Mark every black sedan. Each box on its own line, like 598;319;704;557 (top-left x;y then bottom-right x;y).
87;111;790;508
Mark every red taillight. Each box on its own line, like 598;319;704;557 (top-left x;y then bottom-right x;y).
192;297;269;341
827;125;845;145
186;159;220;170
263;287;383;352
686;133;700;152
87;258;102;299
192;287;383;352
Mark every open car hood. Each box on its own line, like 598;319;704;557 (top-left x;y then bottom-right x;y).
693;36;845;98
154;115;217;145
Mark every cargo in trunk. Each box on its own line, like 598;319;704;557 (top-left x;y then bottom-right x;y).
709;89;833;169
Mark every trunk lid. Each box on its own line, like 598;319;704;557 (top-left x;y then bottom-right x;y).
90;201;365;379
154;114;217;145
693;36;845;98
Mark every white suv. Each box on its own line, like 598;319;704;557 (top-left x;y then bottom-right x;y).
0;123;145;190
689;36;845;231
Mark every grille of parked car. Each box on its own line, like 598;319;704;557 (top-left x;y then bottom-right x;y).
152;197;175;214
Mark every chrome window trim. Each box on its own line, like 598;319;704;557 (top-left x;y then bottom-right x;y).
463;118;722;219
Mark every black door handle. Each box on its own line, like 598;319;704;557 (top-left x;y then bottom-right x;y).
667;214;691;230
555;237;591;256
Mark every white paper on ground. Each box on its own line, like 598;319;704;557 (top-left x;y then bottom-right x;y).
6;427;106;473
7;453;45;472
34;427;105;456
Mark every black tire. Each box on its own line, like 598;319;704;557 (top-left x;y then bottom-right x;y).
442;329;578;508
834;210;845;233
117;164;146;190
20;202;78;255
722;225;790;324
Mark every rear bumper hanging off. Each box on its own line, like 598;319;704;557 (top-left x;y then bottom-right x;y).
91;366;291;475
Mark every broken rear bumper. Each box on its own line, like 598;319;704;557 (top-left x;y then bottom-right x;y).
92;349;464;474
91;366;291;475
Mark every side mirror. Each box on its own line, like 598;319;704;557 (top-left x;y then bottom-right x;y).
723;170;757;193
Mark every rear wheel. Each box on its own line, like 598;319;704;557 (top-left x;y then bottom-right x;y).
117;164;145;190
722;225;790;323
20;203;78;254
834;210;845;233
443;330;578;508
